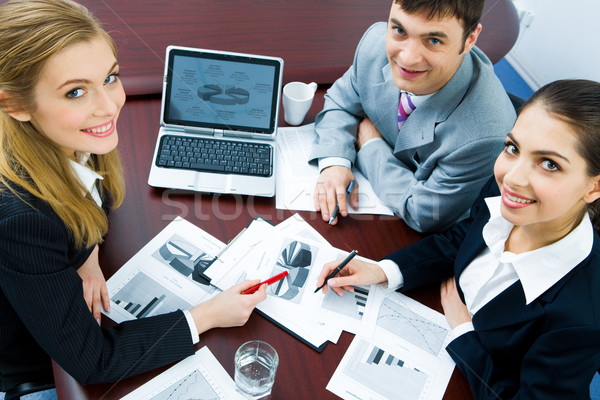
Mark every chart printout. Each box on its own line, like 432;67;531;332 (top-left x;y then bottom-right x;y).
327;289;456;400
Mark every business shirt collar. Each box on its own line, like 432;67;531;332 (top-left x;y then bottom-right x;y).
482;196;594;305
69;152;103;207
403;91;433;109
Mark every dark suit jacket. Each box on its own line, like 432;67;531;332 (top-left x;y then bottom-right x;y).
386;178;600;399
0;184;194;391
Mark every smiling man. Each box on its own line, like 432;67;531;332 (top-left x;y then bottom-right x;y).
310;0;516;232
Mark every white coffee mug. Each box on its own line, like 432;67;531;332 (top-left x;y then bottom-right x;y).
282;81;318;126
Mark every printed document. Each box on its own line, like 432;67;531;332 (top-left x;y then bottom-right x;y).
103;217;224;324
276;124;393;215
120;346;245;400
327;289;455;400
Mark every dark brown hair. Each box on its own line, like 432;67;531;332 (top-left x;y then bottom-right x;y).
393;0;485;43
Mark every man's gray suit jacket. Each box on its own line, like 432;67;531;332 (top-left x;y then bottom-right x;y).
310;22;516;232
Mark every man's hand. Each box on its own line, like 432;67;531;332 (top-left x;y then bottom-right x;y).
440;277;472;329
356;117;383;150
314;166;358;224
77;245;110;324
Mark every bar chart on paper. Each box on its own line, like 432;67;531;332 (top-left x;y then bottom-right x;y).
344;338;428;400
322;286;370;320
111;270;194;319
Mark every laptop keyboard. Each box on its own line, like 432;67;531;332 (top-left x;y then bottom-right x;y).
156;135;273;177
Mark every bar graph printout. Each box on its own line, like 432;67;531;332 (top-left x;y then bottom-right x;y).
104;217;225;324
120;346;245;400
318;281;377;335
327;288;456;400
110;270;194;320
315;246;380;335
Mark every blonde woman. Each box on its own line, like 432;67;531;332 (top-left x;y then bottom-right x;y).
318;79;600;399
0;0;266;394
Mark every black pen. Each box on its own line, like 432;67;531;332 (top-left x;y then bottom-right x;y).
314;250;358;293
328;180;356;224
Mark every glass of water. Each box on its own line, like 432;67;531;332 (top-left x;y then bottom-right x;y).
234;340;279;396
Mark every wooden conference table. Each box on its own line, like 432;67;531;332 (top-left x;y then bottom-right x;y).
51;92;474;399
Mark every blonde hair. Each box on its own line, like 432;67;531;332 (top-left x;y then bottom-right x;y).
0;0;125;247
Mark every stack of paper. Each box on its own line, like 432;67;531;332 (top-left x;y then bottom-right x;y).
203;214;380;350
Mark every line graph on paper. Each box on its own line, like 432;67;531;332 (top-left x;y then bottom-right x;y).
150;369;221;400
376;298;448;356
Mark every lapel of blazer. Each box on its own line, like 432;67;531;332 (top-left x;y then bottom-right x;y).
367;63;401;142
474;239;597;331
472;281;545;331
454;193;493;278
391;50;475;154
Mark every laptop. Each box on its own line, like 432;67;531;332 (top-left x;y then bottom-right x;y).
148;45;284;197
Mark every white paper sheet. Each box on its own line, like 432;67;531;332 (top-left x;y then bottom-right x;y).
275;124;393;215
120;346;245;400
204;217;343;348
203;214;383;348
103;217;225;324
326;288;456;400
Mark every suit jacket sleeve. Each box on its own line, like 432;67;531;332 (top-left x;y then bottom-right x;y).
356;133;505;232
309;23;384;164
384;177;497;291
0;210;195;385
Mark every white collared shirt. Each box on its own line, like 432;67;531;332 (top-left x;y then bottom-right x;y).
70;154;200;344
460;197;593;314
69;153;103;207
380;196;594;339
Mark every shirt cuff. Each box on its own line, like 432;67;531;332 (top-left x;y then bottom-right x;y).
448;321;474;343
359;137;385;151
183;309;200;345
318;157;352;172
378;259;404;290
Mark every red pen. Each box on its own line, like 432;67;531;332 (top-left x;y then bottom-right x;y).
242;271;288;294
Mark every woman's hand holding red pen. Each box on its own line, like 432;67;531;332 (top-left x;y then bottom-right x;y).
191;280;267;334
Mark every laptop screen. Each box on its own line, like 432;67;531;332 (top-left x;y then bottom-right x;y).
163;47;282;135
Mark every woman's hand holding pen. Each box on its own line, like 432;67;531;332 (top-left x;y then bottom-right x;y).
191;280;267;334
316;258;387;296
